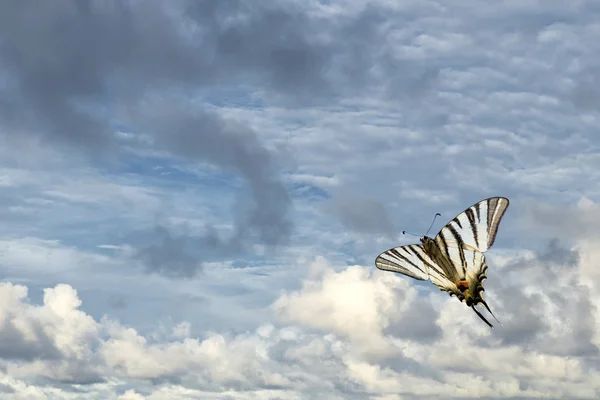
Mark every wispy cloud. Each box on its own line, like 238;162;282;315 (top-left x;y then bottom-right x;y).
1;0;600;398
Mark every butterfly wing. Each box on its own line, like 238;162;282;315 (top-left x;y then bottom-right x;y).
435;196;510;253
375;244;433;281
376;243;463;295
432;197;508;327
431;196;509;293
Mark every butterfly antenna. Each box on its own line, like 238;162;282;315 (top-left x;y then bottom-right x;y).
479;300;503;326
424;213;441;237
402;230;420;238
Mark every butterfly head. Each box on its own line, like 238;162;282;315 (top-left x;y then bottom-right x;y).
419;236;435;252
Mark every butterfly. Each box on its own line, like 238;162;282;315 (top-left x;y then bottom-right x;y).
375;197;509;328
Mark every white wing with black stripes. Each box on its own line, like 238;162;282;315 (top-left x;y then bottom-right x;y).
375;244;431;281
435;197;509;253
374;196;510;328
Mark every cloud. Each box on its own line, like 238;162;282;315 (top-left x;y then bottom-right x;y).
486;239;596;355
0;243;600;399
124;96;293;245
327;193;397;237
106;294;127;310
0;1;295;276
2;0;600;399
117;390;145;400
273;258;414;357
0;283;103;385
525;196;600;242
3;0;597;281
134;225;203;278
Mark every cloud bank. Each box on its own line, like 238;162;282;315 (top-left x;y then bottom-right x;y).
1;0;600;398
0;233;598;399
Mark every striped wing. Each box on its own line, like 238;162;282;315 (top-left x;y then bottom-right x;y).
375;244;433;281
435;197;509;253
428;246;488;302
429;197;508;315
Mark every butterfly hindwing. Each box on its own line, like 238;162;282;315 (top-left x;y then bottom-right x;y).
425;256;460;295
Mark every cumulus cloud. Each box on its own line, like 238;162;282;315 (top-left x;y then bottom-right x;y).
0;283;103;385
273;258;415;357
2;0;600;399
0;246;598;399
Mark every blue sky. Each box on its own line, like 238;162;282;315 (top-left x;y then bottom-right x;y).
0;1;599;399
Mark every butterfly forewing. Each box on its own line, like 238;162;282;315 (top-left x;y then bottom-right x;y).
436;197;509;253
375;244;432;281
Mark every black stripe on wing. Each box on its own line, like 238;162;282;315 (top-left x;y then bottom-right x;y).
485;197;509;249
375;244;432;281
436;197;509;253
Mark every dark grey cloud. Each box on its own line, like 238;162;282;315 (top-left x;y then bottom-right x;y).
377;353;444;384
328;194;396;237
0;316;61;361
135;225;202;278
0;383;15;394
127;99;293;244
0;0;465;277
535;238;579;267
47;362;106;385
0;297;106;385
130;190;289;278
0;1;315;275
571;65;600;111
0;0;405;148
487;284;546;346
184;0;334;101
107;293;127;310
1;0;436;277
384;297;442;343
526;199;600;243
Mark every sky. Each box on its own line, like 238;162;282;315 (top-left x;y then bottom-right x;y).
0;0;599;399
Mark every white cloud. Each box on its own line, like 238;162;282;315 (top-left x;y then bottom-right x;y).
286;172;340;188
273;258;414;357
1;0;600;398
117;390;145;400
0;237;118;280
0;241;598;398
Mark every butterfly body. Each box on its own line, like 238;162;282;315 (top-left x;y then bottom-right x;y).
420;235;484;307
375;197;509;328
